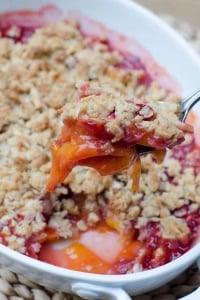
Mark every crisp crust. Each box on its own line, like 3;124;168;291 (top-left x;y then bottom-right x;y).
0;19;197;259
61;89;183;143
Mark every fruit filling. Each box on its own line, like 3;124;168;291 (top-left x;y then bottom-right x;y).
0;7;199;275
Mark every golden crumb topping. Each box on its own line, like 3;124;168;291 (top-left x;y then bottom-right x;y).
61;89;183;143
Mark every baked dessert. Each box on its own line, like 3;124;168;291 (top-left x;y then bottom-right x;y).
0;15;199;274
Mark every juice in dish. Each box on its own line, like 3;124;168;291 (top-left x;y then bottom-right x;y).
0;6;200;274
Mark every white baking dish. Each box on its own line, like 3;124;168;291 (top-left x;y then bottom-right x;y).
0;1;200;299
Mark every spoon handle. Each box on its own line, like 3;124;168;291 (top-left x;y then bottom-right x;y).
180;89;200;121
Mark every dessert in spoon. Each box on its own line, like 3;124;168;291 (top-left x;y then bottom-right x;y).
46;84;194;192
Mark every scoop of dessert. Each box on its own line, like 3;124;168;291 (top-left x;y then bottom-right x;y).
46;83;192;192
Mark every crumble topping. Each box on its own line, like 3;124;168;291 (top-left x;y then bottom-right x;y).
160;216;190;239
0;19;199;269
61;90;183;143
66;166;111;195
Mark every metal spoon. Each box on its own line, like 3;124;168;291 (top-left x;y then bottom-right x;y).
180;88;200;122
137;89;200;155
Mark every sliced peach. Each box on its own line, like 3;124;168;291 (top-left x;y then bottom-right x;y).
39;241;112;274
46;118;137;192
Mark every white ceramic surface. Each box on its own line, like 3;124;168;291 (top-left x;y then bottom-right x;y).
0;1;200;299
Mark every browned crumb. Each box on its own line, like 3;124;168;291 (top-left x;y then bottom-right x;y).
61;89;183;143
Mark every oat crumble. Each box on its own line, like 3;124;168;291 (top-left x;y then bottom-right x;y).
61;89;184;143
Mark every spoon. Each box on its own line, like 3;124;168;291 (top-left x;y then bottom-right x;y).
137;89;200;155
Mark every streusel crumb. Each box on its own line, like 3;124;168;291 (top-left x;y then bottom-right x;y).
61;90;183;143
